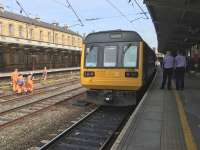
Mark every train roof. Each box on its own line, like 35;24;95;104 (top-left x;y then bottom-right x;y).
85;30;144;44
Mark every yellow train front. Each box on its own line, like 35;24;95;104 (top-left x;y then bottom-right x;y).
81;30;155;106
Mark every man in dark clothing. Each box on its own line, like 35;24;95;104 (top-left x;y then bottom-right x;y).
175;51;186;90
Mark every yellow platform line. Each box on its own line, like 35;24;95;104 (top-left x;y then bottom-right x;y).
172;84;197;150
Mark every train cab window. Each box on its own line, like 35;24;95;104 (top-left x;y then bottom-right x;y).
103;46;117;67
85;46;98;67
123;45;137;67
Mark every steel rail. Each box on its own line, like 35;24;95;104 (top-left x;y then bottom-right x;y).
39;106;100;150
0;76;79;99
39;106;132;150
0;86;86;129
0;83;82;115
0;79;79;105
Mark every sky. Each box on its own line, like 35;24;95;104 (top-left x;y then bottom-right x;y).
0;0;158;48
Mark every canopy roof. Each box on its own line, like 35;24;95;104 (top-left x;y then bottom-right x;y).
144;0;200;52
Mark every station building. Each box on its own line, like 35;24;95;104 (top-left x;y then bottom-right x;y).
0;7;83;71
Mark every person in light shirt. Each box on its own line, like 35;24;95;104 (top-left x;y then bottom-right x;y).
42;66;48;81
175;51;186;90
160;51;174;90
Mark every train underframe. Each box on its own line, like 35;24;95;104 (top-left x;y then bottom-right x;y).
85;89;138;106
84;70;156;106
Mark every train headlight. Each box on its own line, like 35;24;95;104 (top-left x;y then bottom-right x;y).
84;71;95;77
125;71;138;77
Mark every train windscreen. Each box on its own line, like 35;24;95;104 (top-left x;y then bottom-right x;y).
85;43;138;68
123;44;138;67
85;46;98;67
103;46;117;67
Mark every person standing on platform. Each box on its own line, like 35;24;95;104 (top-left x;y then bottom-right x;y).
11;69;19;92
160;51;174;90
42;66;48;81
175;51;186;90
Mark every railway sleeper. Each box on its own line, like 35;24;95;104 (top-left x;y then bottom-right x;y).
61;137;101;147
54;142;97;150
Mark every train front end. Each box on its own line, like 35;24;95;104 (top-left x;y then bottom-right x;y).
81;31;144;106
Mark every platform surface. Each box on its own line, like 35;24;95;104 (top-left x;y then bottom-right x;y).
178;74;200;149
112;70;199;150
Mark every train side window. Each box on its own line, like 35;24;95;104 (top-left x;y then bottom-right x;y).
103;46;117;67
123;45;137;67
85;46;98;67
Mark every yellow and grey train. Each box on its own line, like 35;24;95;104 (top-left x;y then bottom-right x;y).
80;30;156;106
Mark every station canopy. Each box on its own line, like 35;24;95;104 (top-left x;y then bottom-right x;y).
144;0;200;52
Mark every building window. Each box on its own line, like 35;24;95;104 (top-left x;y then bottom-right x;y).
40;30;43;41
29;29;34;39
48;32;51;42
77;38;80;45
0;23;2;34
78;38;81;47
8;24;14;36
67;36;70;45
72;37;75;46
80;38;82;46
62;34;65;45
75;37;78;46
18;26;23;38
55;33;58;43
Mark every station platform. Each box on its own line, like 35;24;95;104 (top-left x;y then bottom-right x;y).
111;70;199;150
0;67;80;78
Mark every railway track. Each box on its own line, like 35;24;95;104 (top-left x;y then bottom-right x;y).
0;84;86;129
0;79;79;104
0;75;79;99
0;82;83;114
39;106;132;150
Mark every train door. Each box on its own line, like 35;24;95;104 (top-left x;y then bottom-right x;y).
142;43;148;84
